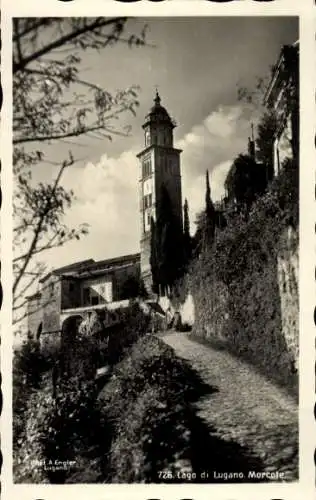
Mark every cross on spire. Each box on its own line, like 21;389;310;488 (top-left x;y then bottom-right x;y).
154;86;161;106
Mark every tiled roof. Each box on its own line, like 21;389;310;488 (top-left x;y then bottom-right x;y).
40;253;140;283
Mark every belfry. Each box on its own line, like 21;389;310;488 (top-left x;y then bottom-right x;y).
137;91;183;291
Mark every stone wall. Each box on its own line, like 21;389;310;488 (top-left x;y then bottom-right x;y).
190;225;299;391
140;236;152;292
277;226;299;371
27;294;43;339
274;116;293;176
42;275;61;333
139;149;155;283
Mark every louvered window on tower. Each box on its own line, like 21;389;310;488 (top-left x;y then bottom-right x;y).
145;130;151;146
143;160;151;178
144;194;152;209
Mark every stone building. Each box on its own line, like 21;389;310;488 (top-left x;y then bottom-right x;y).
27;253;141;339
137;91;183;290
27;92;183;339
264;40;299;176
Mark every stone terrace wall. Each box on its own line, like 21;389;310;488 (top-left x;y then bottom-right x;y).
190;225;298;392
277;227;299;371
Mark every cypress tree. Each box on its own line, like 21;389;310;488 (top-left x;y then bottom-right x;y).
149;217;159;294
183;198;192;265
156;184;185;295
204;170;215;247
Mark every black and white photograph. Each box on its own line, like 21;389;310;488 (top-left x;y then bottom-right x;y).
11;16;299;484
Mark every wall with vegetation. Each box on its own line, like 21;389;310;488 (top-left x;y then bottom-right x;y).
189;161;298;392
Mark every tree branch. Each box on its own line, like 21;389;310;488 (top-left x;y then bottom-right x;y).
12;18;52;42
13;17;127;73
13;125;112;145
13;19;24;67
13;157;72;295
14;268;45;305
13;233;59;264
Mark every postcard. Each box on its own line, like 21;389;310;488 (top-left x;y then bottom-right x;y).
0;0;314;500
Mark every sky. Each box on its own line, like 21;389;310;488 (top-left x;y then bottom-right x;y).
27;16;298;272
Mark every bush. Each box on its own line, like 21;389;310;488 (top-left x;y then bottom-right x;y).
38;377;101;483
107;302;150;365
13;371;111;483
14;375;52;483
13;338;50;447
99;335;208;482
14;328;111;483
14;303;151;483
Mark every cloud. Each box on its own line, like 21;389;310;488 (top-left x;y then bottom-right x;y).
43;150;140;269
182;160;232;231
178;105;251;229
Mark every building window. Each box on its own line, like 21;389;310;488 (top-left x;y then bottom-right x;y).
69;282;74;293
49;281;54;297
144;210;152;232
83;287;90;305
145;130;151;146
144;193;152;209
142;160;151;178
91;296;99;306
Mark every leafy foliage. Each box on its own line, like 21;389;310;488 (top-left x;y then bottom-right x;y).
100;335;209;482
183;198;192;266
204;170;216;246
38;378;102;483
13;303;151;483
13;338;49;447
120;275;148;300
190;159;298;390
224;154;268;212
105;302;151;365
255;111;278;181
193;173;218;255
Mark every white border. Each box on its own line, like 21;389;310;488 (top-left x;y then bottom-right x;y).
1;1;314;499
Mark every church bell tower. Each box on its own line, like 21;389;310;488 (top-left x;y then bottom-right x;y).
137;91;183;291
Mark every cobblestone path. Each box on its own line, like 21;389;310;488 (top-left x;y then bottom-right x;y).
159;331;298;482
